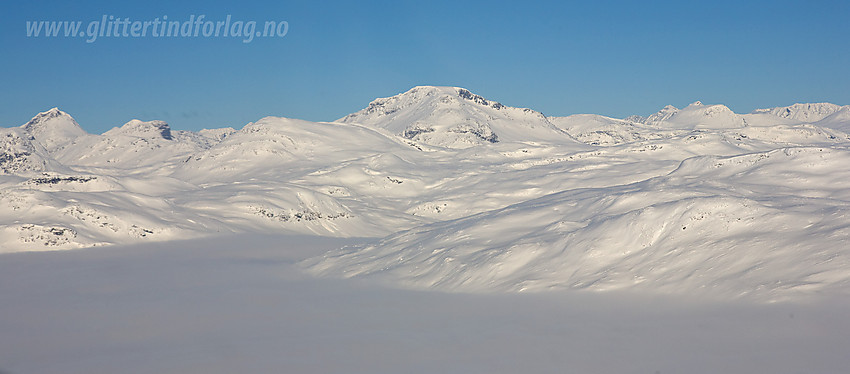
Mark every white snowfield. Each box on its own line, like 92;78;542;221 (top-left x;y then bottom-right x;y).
3;87;850;301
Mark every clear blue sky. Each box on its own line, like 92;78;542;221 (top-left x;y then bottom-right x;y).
2;0;848;133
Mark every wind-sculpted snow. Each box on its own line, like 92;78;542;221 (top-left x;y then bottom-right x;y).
3;89;850;301
304;147;850;301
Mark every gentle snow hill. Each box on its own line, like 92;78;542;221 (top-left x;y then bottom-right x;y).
175;116;419;182
169;116;437;237
338;86;582;149
21;107;87;153
304;146;850;301
644;101;746;129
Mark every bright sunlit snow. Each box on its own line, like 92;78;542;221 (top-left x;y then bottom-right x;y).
3;87;849;300
2;87;850;373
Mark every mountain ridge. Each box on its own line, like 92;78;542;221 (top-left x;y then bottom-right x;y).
3;88;850;301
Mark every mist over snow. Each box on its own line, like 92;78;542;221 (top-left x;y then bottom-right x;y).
2;87;850;302
2;235;849;374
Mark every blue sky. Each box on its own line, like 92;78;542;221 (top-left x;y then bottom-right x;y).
2;0;848;133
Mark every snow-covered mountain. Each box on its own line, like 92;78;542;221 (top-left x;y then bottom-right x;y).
339;86;580;148
21;107;87;153
751;102;844;123
105;119;174;140
549;114;682;146
2;89;850;301
644;101;746;129
52;119;221;173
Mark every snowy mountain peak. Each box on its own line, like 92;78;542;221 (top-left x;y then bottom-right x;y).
341;86;505;122
21;107;87;153
688;101;703;107
338;86;575;148
105;119;173;140
23;107;84;134
24;107;63;124
398;86;507;110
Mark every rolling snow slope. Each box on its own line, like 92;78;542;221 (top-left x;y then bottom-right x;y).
304;147;850;301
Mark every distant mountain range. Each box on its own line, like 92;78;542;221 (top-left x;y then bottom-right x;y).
3;87;850;301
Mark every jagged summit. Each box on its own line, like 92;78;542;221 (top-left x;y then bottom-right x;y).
338;86;577;148
104;119;173;140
